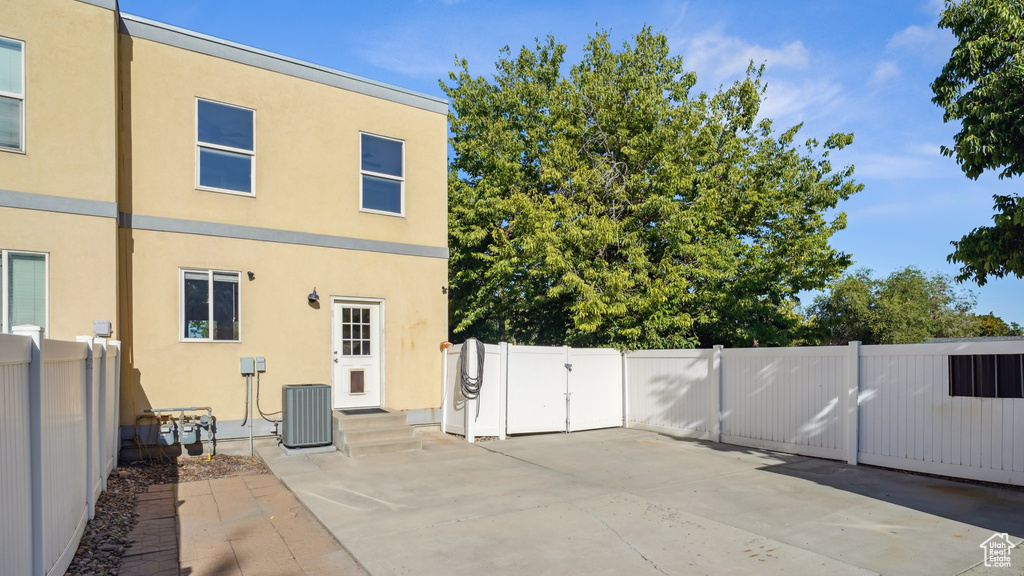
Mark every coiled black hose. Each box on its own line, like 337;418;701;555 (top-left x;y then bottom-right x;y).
459;338;485;399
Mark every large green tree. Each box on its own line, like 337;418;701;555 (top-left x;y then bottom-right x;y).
932;0;1024;285
443;29;860;349
807;267;980;345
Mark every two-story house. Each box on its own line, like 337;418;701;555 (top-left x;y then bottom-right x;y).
1;0;449;447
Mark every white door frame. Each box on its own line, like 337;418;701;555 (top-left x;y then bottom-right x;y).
330;296;386;409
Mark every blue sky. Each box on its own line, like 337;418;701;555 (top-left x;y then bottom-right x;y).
119;0;1024;324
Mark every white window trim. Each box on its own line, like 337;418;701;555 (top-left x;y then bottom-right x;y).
178;267;242;343
1;250;49;335
359;132;405;217
0;35;26;154
195;97;256;197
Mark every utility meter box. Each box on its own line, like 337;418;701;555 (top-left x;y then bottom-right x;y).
180;420;198;445
255;357;266;373
93;319;112;337
240;357;255;376
158;422;176;446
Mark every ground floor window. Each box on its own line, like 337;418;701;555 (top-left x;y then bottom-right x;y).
1;250;47;333
180;268;240;341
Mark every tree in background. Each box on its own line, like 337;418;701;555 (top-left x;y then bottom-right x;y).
973;312;1024;336
932;0;1024;285
442;28;860;349
808;267;986;345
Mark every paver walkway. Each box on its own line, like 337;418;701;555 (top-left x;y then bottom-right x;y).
120;474;367;576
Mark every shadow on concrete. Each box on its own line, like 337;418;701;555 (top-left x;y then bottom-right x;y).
659;433;1024;539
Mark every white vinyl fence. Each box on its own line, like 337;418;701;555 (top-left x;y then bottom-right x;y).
442;343;623;440
857;342;1024;485
443;339;1024;486
625;341;1024;487
0;326;121;576
443;342;506;439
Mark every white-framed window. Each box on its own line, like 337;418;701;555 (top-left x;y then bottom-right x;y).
196;98;255;195
360;132;405;216
1;250;48;334
180;268;241;342
0;36;25;152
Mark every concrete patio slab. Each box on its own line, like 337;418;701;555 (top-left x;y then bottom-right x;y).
256;428;1024;575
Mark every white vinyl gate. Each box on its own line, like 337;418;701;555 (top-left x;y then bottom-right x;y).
443;344;624;438
506;345;569;434
567;347;623;432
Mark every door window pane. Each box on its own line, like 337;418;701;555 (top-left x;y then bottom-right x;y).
7;252;45;330
339;306;371;356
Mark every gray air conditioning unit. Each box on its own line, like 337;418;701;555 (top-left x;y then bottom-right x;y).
282;384;332;448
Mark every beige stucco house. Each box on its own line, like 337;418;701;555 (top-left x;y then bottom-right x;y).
0;0;449;445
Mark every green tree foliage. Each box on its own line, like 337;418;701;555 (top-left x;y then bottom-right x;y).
808;267;981;345
443;29;861;349
972;311;1024;336
932;0;1024;285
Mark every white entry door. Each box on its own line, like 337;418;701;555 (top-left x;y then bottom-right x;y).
332;300;382;409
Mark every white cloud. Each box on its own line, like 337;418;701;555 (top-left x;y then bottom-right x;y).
850;190;989;219
846;146;964;180
870;61;900;84
886;24;955;61
683;29;809;84
907;142;945;157
922;0;946;18
759;78;843;124
357;44;452;79
853;153;938;179
668;29;844;126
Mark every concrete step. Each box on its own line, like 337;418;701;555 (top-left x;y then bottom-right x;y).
339;425;414;445
333;410;408;431
342;437;422;457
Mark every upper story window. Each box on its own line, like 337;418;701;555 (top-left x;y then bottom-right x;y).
1;250;47;334
360;133;404;215
196;98;254;195
180;268;240;342
0;36;25;152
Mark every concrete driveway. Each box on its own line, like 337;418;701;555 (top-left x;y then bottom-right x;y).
256;428;1024;575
